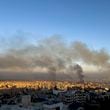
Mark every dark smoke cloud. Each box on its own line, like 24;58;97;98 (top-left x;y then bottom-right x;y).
0;34;110;81
71;41;110;70
73;64;84;83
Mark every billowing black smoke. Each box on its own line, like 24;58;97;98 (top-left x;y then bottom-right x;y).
73;64;84;83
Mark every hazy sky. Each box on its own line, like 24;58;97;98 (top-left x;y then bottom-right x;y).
0;0;110;50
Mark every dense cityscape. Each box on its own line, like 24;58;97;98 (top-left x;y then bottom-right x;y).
0;81;110;110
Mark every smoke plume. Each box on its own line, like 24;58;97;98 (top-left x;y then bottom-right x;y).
0;34;110;81
73;64;84;83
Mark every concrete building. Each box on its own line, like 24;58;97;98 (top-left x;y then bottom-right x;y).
21;95;31;108
43;102;63;110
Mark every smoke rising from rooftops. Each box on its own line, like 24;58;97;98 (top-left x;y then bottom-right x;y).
0;34;110;81
73;64;84;83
